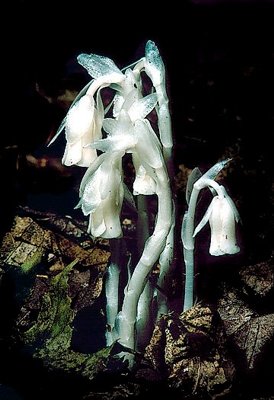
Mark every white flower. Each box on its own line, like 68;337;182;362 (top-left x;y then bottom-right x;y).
112;68;141;117
132;153;156;195
62;94;102;167
208;195;240;256
75;152;124;238
193;187;240;256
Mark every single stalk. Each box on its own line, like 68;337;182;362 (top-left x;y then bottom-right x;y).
105;238;124;345
156;205;175;318
182;187;200;311
116;168;172;352
182;170;228;311
136;280;154;352
135;194;155;351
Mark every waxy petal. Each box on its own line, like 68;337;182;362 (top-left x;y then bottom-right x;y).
128;93;158;122
209;196;240;256
65;94;95;144
135;120;163;169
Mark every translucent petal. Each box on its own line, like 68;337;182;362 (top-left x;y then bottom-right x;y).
135;120;163;169
193;198;214;237
219;211;240;255
103;118;119;135
121;89;140;113
208;196;240;256
97;154;123;201
103;110;132;136
77;144;97;167
98;160;115;201
133;174;156;195
65;95;95;144
77;53;122;79
101;195;123;239
85;73;124;99
47;59;142;147
124;68;140;93
128;93;158;121
113;93;125;117
116;110;133;133
92;133;136;153
132;153;156;196
79;153;109;197
221;186;241;223
74;120;98;167
195;159;232;191
96;87;104;121
81;170;102;214
62;141;82;166
88;208;106;237
208;198;223;255
47;80;95;146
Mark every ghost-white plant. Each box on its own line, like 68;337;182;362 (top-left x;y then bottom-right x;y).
181;158;241;311
50;40;174;366
49;40;240;368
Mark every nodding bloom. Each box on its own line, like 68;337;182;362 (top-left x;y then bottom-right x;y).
193;185;240;256
208;192;240;256
55;41;170;242
75;152;124;238
62;93;101;167
61;53;125;167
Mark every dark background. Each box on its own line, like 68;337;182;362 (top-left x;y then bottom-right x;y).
5;0;272;162
6;0;274;153
2;0;274;254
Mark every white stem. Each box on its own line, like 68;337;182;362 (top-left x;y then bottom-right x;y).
135;194;155;350
154;84;173;167
105;239;123;345
117;168;172;351
182;178;223;311
136;280;154;352
157;205;175;317
183;248;194;311
182;187;200;311
136;194;150;255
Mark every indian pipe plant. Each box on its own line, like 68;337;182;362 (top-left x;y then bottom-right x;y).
49;40;241;368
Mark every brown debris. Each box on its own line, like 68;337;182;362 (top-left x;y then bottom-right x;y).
0;215;110;273
143;304;235;399
218;286;274;371
239;254;274;298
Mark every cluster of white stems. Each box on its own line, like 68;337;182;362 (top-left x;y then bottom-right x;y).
50;40;240;366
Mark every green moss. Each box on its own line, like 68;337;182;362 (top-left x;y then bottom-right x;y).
20;249;44;274
23;259;78;353
20;258;113;383
12;249;45;307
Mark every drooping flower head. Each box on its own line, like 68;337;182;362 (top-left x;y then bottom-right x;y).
75;152;124;238
193;184;240;256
